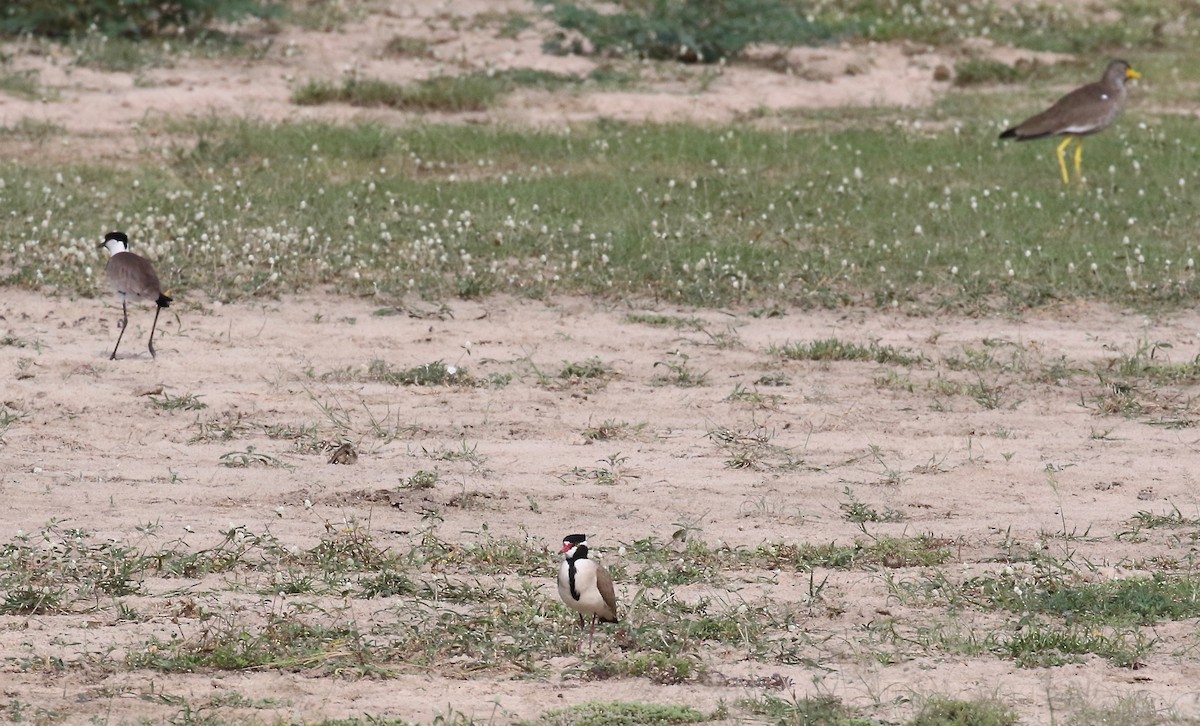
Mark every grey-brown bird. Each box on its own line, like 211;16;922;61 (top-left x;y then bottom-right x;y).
98;231;172;360
999;59;1141;185
557;533;619;649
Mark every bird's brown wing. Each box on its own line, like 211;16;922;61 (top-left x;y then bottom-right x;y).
1006;82;1120;139
107;254;164;302
595;565;619;623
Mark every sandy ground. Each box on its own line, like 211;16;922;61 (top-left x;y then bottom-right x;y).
2;0;1199;724
4;289;1200;723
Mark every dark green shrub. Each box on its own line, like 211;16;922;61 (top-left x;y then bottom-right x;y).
543;0;835;64
1;0;278;39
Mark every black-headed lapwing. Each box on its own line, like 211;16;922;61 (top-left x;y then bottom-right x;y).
999;60;1141;185
98;231;172;360
558;533;619;649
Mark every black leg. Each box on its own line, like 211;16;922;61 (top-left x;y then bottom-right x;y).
148;304;162;359
109;299;128;360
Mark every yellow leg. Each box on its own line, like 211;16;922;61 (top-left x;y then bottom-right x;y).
1074;139;1085;182
1055;137;1073;185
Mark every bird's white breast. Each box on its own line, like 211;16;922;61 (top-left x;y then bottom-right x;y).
558;558;608;615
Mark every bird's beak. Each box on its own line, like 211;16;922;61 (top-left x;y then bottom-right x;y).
559;543;573;554
96;241;106;248
1126;68;1142;80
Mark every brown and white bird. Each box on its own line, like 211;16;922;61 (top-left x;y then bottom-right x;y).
98;231;172;360
999;59;1141;185
557;533;619;648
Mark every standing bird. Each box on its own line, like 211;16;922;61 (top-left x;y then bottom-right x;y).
98;231;172;360
999;59;1141;185
557;533;619;649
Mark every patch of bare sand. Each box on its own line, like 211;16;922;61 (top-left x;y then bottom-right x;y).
4;288;1200;723
0;0;1075;160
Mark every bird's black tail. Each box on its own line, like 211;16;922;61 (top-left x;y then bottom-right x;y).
156;293;173;308
998;128;1018;139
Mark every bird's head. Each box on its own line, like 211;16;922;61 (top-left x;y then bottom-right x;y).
99;231;129;256
1109;59;1141;83
560;533;588;559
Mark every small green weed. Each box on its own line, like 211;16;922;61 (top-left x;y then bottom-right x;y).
736;693;867;725
149;391;207;411
774;338;922;366
402;470;441;490
219;446;284;468
532;700;707;726
562;453;630;486
911;696;1019;726
839;487;903;523
623;313;703;330
582;419;642;441
368;359;470;386
382;35;433;58
293;74;504;113
755;535;952;570
652;352;707;387
559;357;614;385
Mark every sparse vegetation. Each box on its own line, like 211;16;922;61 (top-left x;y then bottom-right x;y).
4;0;1200;723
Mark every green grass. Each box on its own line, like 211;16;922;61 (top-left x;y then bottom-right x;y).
293;74;506;113
977;572;1200;626
911;697;1018;726
529;701;707;726
754;535;953;570
0;69;44;100
774;338;924;365
292;69;630;113
736;693;877;725
6;112;1200;311
559;357;615;384
367;359;470;386
149;391;208;411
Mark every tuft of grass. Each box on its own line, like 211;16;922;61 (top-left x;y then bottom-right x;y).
911;697;1019;726
293;74;504;113
1003;622;1153;669
754;535;951;570
559;357;615;385
839;487;903;522
0;405;29;443
127;612;381;675
149;391;208;411
401;470;441;490
952;58;1047;87
219;446;285;468
1128;506;1200;529
382;35;433;58
291;69;607;114
623;313;703;330
368;359;470;386
562;453;630;487
652;352;707;387
736;693;868;725
0;69;44;101
530;701;707;726
775;338;923;366
976;572;1200;626
582;419;643;441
